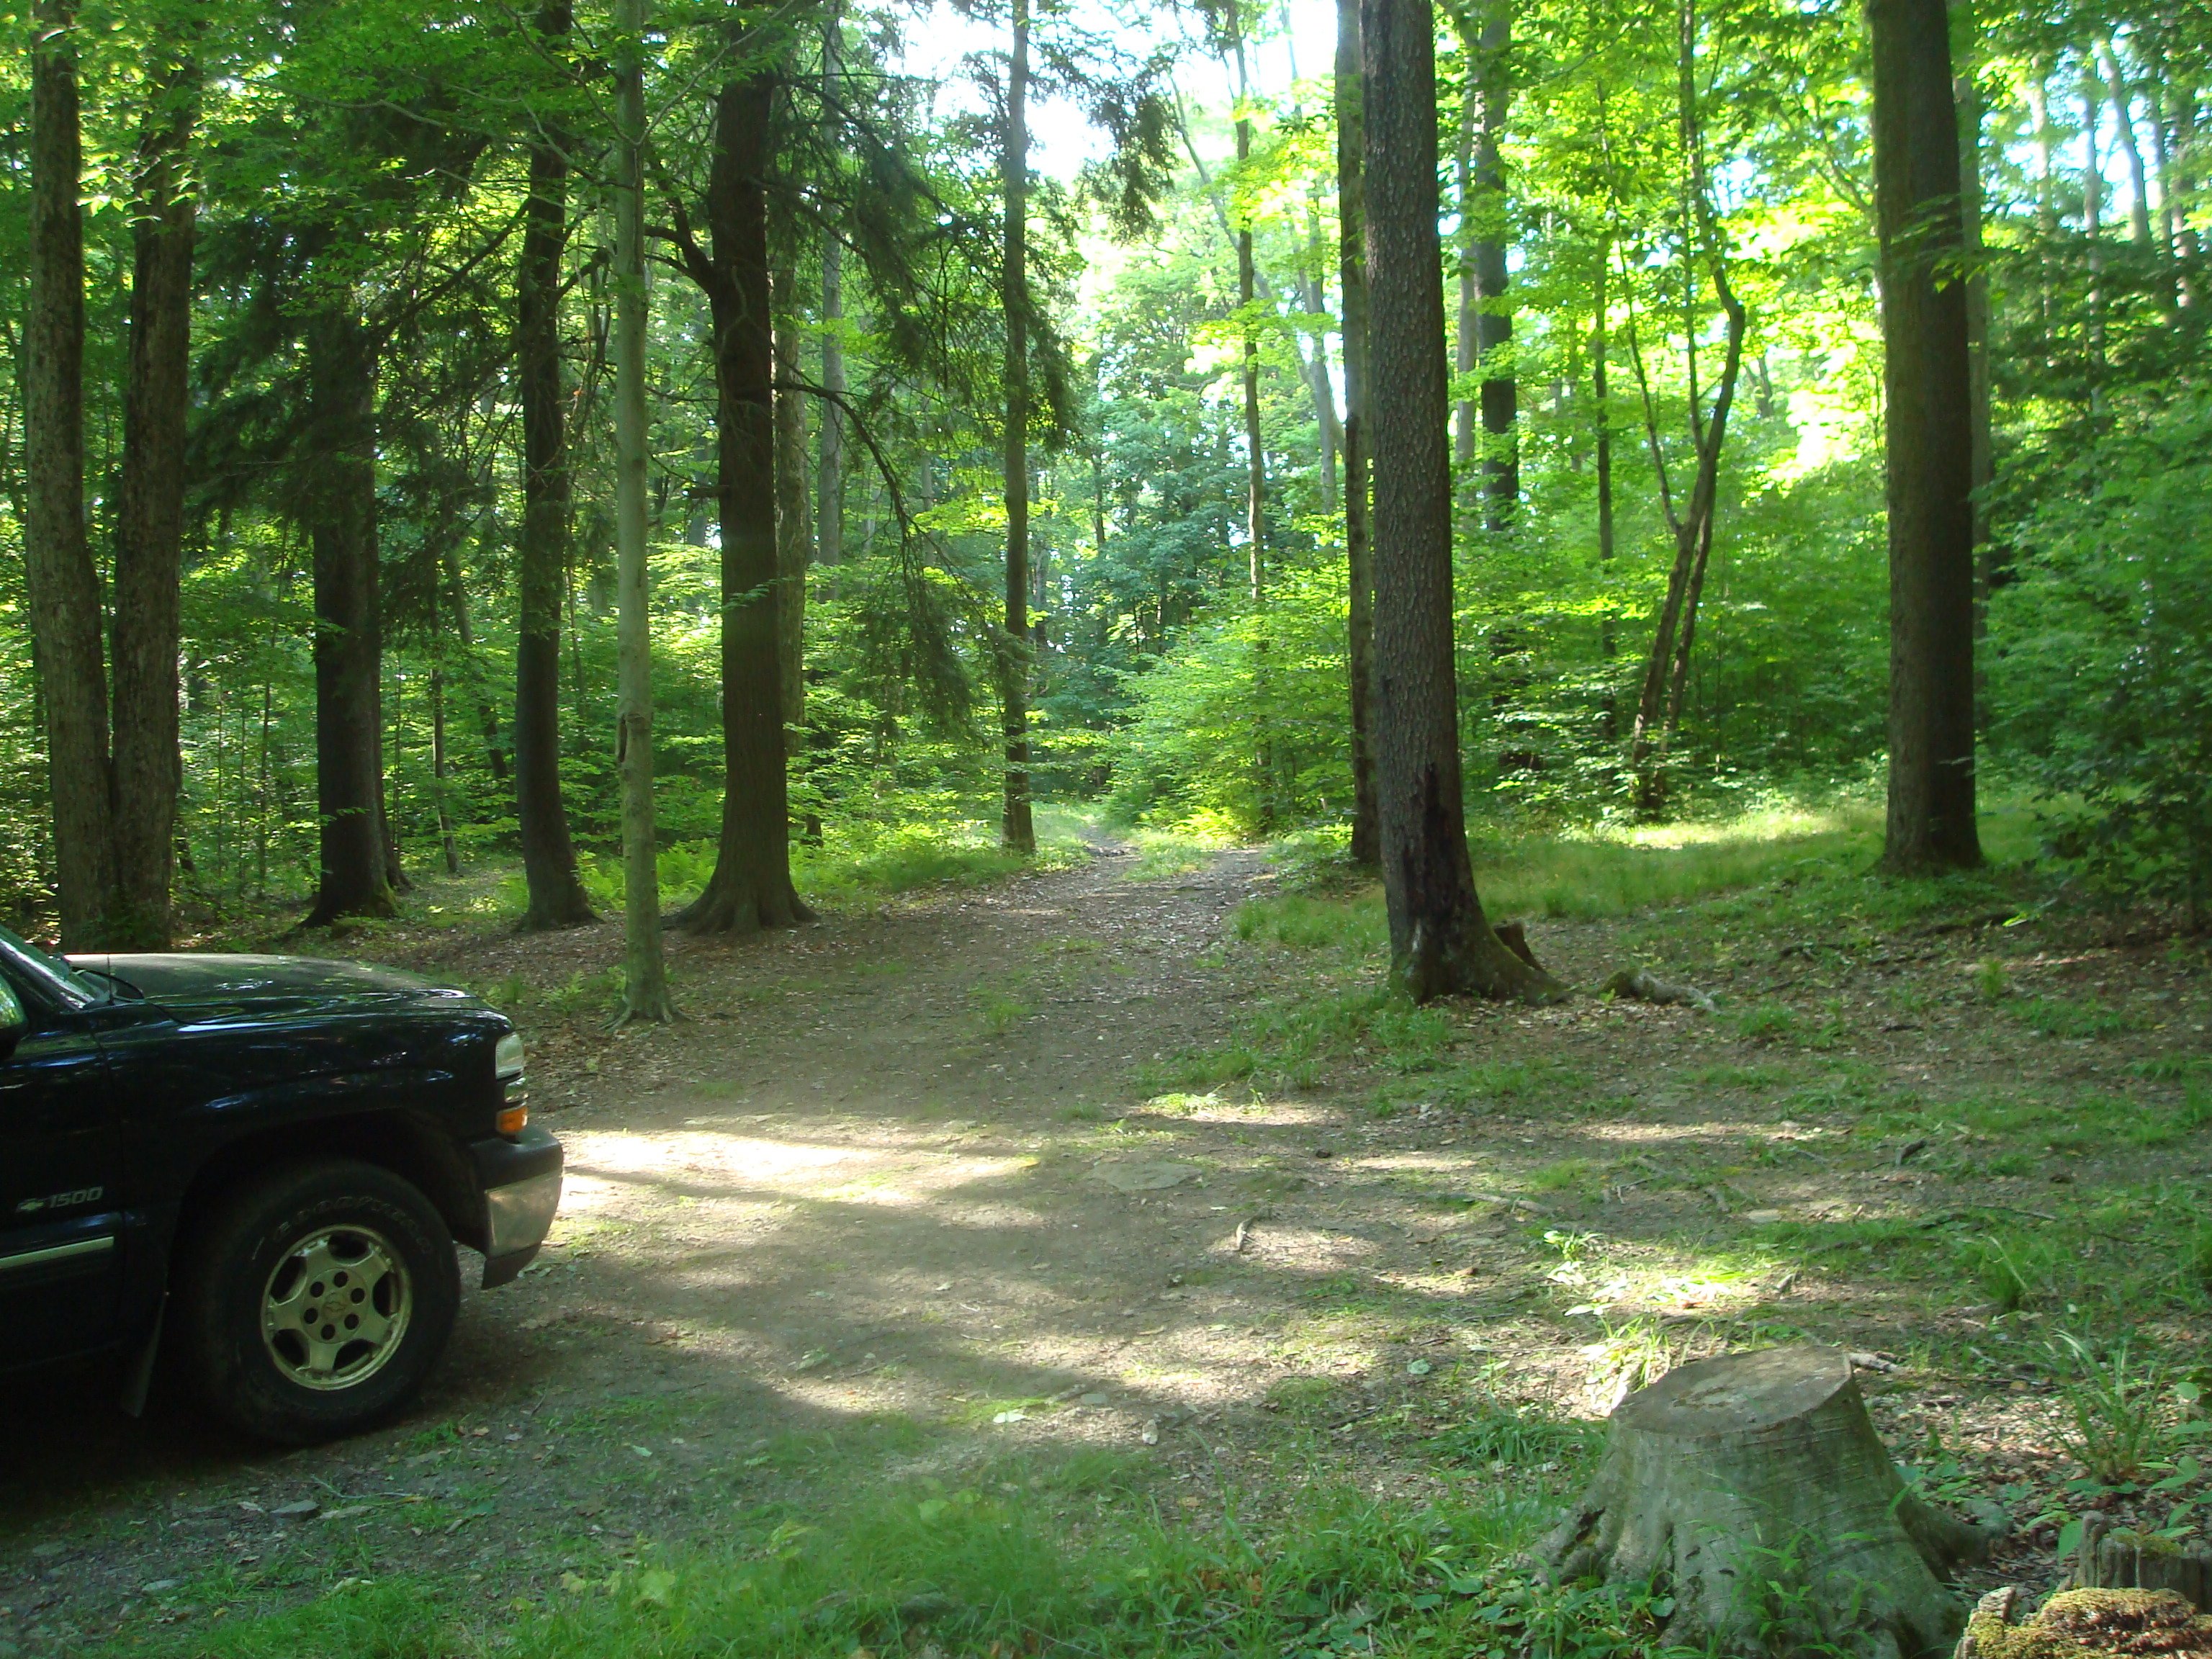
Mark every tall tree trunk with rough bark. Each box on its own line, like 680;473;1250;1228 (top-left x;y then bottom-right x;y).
1949;2;1993;626
1453;99;1477;476
110;48;195;949
514;0;596;931
678;66;809;933
1362;0;1558;1004
1337;0;1379;868
1000;0;1036;854
25;0;115;948
773;293;810;731
304;308;395;925
1869;0;1982;871
611;0;674;1022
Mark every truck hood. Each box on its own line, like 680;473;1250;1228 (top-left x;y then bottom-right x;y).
66;952;482;1014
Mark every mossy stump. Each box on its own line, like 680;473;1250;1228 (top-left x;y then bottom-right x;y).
1542;1345;1988;1659
1956;1587;2212;1659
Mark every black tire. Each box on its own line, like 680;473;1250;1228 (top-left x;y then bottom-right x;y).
174;1159;459;1444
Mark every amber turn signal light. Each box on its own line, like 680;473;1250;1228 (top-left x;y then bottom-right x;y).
496;1103;529;1136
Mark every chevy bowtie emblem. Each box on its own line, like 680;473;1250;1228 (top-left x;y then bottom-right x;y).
16;1186;102;1215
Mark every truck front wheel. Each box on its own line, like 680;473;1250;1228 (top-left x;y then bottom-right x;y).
174;1159;460;1444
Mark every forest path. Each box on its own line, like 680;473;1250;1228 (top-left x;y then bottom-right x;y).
3;843;1429;1642
7;840;2204;1650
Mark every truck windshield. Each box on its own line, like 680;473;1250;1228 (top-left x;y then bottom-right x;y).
0;922;102;1007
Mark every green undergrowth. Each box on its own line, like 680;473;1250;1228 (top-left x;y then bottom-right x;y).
112;1460;1580;1659
1236;799;2049;971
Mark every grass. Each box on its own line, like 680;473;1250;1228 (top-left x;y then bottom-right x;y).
107;1457;1569;1659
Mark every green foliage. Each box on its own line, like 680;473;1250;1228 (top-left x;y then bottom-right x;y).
1992;394;2212;928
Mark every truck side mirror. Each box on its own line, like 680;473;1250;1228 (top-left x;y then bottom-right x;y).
0;979;25;1058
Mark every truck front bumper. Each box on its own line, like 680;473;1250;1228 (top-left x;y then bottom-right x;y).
470;1125;565;1287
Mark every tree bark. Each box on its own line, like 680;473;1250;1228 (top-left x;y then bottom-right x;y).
24;0;115;948
1949;6;1993;628
1362;0;1558;1004
1471;0;1515;531
611;0;674;1022
773;297;811;731
1546;1346;1985;1659
303;308;395;925
1869;0;1982;871
1453;94;1477;472
109;50;195;950
817;4;846;565
677;65;809;933
1000;0;1036;855
514;0;596;931
1336;0;1379;869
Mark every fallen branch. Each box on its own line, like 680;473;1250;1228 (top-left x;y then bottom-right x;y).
1600;967;1717;1013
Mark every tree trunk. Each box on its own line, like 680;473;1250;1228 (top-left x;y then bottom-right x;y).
773;298;811;731
1231;24;1264;598
431;665;459;876
24;0;115;948
1361;0;1558;1005
110;50;194;950
611;0;674;1022
2080;77;2107;408
2099;42;2153;249
1869;0;1982;872
1453;98;1477;473
1294;235;1340;515
678;66;809;933
1593;238;1615;673
818;264;845;568
1545;1346;1986;1659
1336;0;1379;870
1625;7;1745;817
817;3;846;565
1000;0;1036;855
514;2;596;931
303;308;395;925
1471;0;1515;531
1949;8;1993;628
444;538;510;783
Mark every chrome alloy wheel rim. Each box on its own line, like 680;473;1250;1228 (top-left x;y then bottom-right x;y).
259;1226;413;1390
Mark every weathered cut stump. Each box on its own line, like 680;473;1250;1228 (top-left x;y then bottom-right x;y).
1543;1345;1988;1659
2073;1516;2212;1611
1955;1586;2212;1659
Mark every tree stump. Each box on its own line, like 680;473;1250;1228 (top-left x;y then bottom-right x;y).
2072;1516;2212;1611
1955;1586;2212;1659
1543;1345;1989;1659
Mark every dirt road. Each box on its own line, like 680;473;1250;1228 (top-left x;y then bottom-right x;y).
6;842;2196;1649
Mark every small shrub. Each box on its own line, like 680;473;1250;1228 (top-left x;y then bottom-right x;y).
2053;1334;2172;1485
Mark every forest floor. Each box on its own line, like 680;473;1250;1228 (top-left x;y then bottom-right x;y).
6;815;2211;1658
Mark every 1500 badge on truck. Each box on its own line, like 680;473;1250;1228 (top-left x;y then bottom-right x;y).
0;924;562;1444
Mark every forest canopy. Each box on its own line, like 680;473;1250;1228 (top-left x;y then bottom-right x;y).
2;0;2207;966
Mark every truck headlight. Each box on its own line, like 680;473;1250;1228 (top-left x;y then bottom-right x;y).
495;1031;526;1082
